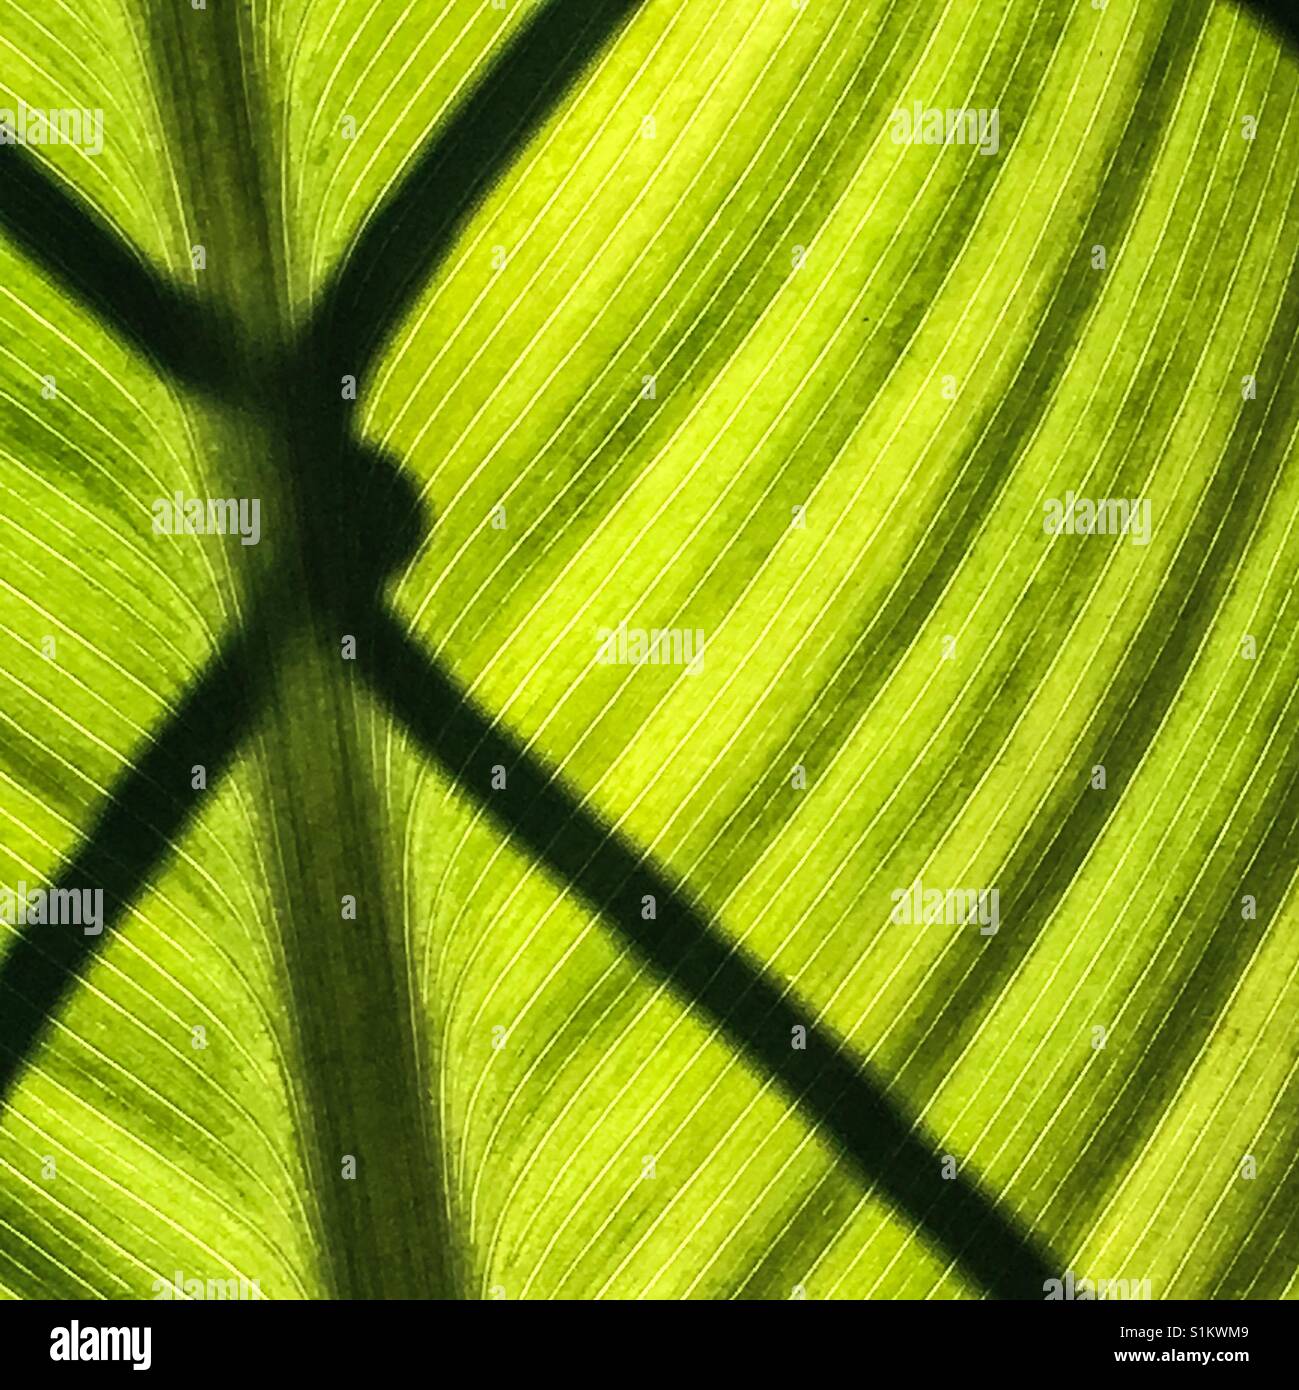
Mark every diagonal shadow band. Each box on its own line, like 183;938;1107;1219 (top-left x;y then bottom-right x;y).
313;0;646;379
364;612;1058;1299
0;607;278;1102
0;562;1059;1296
0;146;242;399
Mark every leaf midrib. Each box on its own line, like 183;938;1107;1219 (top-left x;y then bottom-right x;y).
145;3;457;1299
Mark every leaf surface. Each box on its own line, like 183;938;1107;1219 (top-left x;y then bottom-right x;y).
1;0;1297;1300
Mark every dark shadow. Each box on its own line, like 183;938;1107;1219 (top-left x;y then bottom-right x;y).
313;0;646;377
0;0;1065;1297
0;611;275;1103
0;146;241;398
1235;0;1299;47
363;613;1057;1299
0;0;640;1100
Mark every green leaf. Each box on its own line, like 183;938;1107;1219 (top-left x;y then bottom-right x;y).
2;0;1297;1301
